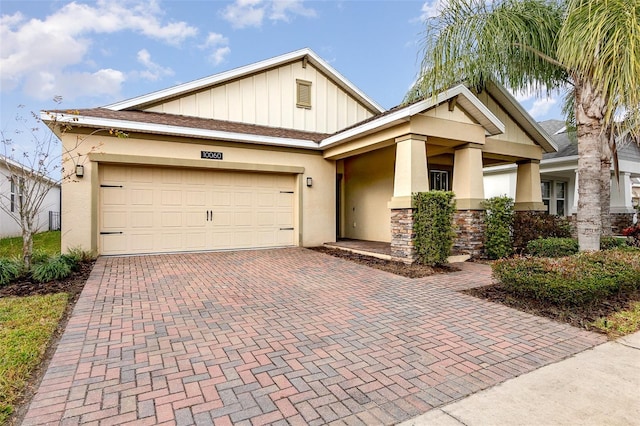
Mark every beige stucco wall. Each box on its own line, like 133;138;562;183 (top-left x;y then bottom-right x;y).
343;145;395;242
144;61;375;134
59;132;336;254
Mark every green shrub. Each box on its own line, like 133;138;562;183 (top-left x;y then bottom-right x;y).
30;249;51;265
600;236;628;250
413;191;456;266
482;196;514;259
527;237;579;257
513;212;572;252
31;255;73;283
69;247;95;261
0;259;22;286
492;249;640;307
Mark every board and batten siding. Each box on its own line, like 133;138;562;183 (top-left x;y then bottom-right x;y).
144;62;375;134
476;92;537;146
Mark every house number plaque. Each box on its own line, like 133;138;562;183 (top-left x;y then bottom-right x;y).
201;151;223;160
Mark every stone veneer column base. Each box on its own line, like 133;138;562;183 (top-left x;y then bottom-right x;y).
453;210;486;258
390;208;416;264
611;213;636;235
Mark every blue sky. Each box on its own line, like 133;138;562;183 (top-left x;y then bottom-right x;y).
1;0;562;154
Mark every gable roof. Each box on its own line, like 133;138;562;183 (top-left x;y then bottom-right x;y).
105;48;385;114
319;84;505;149
484;81;557;153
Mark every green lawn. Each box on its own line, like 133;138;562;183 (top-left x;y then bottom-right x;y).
0;231;61;259
592;301;640;338
0;293;68;423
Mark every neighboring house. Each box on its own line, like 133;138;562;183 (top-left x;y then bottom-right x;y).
44;48;555;261
484;119;640;233
0;155;61;238
633;177;640;208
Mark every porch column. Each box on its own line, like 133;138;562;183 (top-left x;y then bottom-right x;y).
611;172;635;233
452;143;486;257
388;134;428;263
514;159;546;211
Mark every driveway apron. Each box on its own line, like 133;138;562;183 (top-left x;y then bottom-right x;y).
21;248;605;425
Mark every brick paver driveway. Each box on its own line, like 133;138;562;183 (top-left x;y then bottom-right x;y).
22;248;604;425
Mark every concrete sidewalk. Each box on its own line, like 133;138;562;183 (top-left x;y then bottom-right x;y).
401;331;640;426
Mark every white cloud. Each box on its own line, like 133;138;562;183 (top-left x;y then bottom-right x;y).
221;0;316;29
0;0;197;100
23;69;126;101
222;0;265;29
200;33;231;66
136;49;174;81
528;97;558;119
419;0;449;21
270;0;316;22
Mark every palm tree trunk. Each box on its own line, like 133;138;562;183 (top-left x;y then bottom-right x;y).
575;79;604;251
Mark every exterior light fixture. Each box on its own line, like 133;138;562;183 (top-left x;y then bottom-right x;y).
75;164;84;178
306;177;313;187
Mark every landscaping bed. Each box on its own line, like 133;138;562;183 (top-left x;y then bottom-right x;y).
465;284;640;338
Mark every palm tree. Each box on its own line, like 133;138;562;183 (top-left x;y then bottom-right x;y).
408;0;640;251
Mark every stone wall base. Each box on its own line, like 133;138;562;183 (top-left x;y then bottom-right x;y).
569;212;634;236
452;210;486;258
390;208;416;263
611;213;635;235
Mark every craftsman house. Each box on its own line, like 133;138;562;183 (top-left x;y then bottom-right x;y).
45;48;555;261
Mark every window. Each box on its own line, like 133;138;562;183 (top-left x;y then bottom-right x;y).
296;80;312;109
541;181;551;213
430;170;449;191
10;175;23;213
555;182;566;216
541;180;567;216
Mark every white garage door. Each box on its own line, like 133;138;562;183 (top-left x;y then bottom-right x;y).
99;165;296;255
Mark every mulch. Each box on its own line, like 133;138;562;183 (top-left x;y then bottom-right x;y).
309;246;459;278
465;284;640;335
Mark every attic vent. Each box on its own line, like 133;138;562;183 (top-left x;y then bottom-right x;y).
296;79;312;109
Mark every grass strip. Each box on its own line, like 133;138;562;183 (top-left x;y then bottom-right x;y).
0;293;68;423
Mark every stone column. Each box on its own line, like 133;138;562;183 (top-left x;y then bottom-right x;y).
388;134;428;263
514;159;546;211
452;144;486;257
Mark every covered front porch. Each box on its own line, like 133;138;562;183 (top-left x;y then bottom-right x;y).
321;83;556;262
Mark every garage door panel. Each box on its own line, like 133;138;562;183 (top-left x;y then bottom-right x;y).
257;212;275;226
277;230;295;245
233;231;254;246
130;168;154;183
131;189;153;205
211;231;233;248
234;211;252;226
131;234;154;251
234;192;252;207
186;191;206;206
160;233;182;250
102;188;126;205
212;211;232;226
185;232;206;249
161;212;183;227
212;191;231;206
101;234;127;254
162;190;182;206
102;211;127;228
257;192;275;207
186;211;205;227
131;211;153;228
100;165;296;255
161;169;182;184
